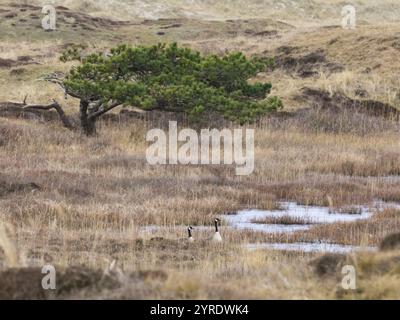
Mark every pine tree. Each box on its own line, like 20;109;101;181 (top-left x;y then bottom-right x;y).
46;43;282;135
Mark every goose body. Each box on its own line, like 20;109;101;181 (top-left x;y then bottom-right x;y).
212;218;222;242
212;231;222;242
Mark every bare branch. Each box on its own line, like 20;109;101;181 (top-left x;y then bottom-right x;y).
88;100;104;114
37;73;82;100
8;99;75;130
88;101;122;120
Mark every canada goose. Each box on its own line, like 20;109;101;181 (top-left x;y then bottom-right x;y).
212;218;222;242
187;226;194;242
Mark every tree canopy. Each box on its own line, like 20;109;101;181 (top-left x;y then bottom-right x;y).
59;43;282;134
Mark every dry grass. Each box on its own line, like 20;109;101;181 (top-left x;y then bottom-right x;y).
1;0;400;299
251;216;315;225
8;0;400;24
1;114;400;298
256;208;400;247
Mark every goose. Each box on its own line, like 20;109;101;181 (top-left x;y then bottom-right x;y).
212;218;222;242
187;226;194;242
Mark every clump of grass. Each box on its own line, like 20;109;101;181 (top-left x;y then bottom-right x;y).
0;222;21;268
251;215;315;225
331;206;363;215
336;251;400;299
310;253;347;277
380;233;400;251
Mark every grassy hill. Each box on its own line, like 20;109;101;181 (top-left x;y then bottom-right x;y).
1;0;400;108
9;0;400;22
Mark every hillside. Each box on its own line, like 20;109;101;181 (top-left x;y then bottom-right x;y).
8;0;400;23
1;1;400;109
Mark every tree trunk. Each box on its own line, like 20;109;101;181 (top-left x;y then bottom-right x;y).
79;100;96;136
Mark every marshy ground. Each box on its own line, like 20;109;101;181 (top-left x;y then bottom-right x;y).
0;0;400;299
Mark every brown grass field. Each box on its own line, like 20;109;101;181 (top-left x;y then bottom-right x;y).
0;0;400;299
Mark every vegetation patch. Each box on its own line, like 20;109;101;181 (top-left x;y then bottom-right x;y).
251;215;315;225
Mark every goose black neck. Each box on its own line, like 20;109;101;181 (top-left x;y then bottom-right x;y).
214;220;219;232
188;228;192;238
